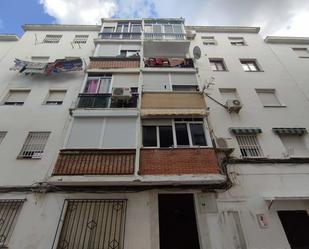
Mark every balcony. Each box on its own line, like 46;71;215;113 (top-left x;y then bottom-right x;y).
53;149;136;175
89;57;140;70
99;32;141;40
144;58;194;68
139;148;220;175
76;93;138;109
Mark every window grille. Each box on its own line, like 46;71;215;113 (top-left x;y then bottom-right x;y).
43;35;62;44
0;132;7;145
236;135;263;158
53;199;127;249
0;199;24;248
18;132;50;159
73;35;89;44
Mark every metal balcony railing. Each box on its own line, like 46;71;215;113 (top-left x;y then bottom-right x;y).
99;32;142;40
144;33;186;40
77;93;138;109
144;58;194;68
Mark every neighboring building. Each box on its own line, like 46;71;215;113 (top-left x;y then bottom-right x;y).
0;18;309;249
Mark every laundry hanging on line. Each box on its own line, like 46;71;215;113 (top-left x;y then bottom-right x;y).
10;58;83;75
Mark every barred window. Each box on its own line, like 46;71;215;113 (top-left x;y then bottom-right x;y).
43;35;62;44
0;132;7;145
54;200;127;249
18;132;50;159
0;199;24;248
236;134;263;158
73;35;89;44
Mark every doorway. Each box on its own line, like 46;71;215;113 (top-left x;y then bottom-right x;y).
158;194;200;249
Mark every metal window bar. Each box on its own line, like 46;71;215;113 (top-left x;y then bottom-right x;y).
18;132;50;159
43;35;62;44
144;33;186;40
0;132;7;145
73;35;89;44
236;135;263;158
0;200;24;248
53;199;127;249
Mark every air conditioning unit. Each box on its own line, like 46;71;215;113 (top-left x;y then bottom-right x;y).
226;99;242;113
214;137;234;154
112;87;131;100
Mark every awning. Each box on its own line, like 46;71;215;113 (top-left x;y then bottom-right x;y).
230;127;262;134
141;109;207;117
272;127;307;135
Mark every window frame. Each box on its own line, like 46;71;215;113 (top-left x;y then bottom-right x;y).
240;59;262;72
142;118;208;148
201;36;217;45
209;58;228;71
44;89;67;105
229;37;246;46
2;89;31;106
72;35;89;44
42;34;62;44
235;134;264;158
17;131;51;159
255;88;285;107
292;47;309;58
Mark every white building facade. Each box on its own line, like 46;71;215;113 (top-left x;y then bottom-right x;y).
0;19;308;249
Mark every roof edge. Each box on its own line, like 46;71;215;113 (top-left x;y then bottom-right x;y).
265;36;309;44
22;24;101;32
186;26;260;33
0;34;19;41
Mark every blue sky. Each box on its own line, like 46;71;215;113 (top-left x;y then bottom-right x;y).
1;0;309;37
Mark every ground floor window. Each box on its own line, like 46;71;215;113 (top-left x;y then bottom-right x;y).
54;199;127;249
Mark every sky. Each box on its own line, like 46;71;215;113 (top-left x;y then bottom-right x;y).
0;0;309;37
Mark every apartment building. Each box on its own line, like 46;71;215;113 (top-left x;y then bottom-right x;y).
188;26;309;248
0;18;309;249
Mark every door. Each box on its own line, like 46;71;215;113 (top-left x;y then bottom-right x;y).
278;210;309;249
158;194;200;249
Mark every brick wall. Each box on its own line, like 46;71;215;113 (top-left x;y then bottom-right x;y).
53;149;135;175
139;148;221;175
89;59;140;69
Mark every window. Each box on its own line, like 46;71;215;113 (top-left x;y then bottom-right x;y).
202;36;217;45
143;118;207;148
42;34;62;44
120;50;140;57
73;35;89;44
172;85;199;91
45;90;66;105
143;126;157;147
279;135;309;157
102;27;114;33
236;134;263;158
18;132;50;159
159;126;174;147
229;37;246;46
219;88;239;102
0;199;24;248
131;24;142;32
55;199;127;249
292;47;309;58
0;131;7;145
84;75;112;93
3;89;30;106
240;59;261;72
256;89;283;107
278;210;309;249
209;59;227;71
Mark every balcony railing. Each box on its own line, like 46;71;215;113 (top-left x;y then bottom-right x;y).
53;149;136;175
89;57;140;70
77;93;138;108
99;32;141;40
144;33;186;40
144;58;194;68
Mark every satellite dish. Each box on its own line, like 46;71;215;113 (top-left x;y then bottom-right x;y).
193;46;201;60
